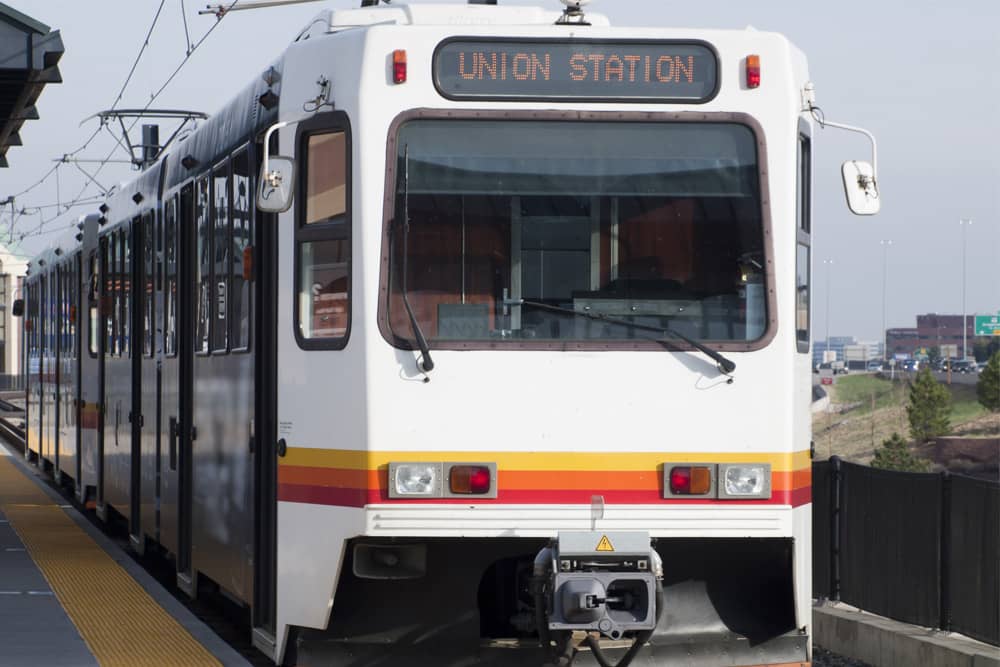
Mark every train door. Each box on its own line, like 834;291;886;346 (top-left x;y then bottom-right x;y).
129;216;146;551
96;235;109;514
190;151;256;603
252;137;279;649
161;185;193;585
79;248;100;502
138;211;160;546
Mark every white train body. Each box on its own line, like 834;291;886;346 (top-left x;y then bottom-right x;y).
21;4;868;666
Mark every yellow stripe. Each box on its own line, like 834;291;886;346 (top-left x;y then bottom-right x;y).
283;447;811;472
0;457;220;667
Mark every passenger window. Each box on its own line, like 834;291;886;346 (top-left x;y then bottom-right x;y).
107;235;117;356
196;177;211;354
144;216;154;357
231;148;252;350
122;229;131;358
305;132;347;225
296;120;351;348
164;196;178;356
212;163;230;352
88;252;97;357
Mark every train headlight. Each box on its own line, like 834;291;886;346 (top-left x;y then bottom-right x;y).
719;464;771;499
389;463;441;497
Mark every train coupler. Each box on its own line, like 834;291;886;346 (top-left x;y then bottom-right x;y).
533;532;663;667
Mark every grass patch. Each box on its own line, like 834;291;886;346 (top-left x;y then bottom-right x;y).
948;384;988;424
830;375;901;413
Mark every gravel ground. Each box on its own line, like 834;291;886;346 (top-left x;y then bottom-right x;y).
813;646;873;666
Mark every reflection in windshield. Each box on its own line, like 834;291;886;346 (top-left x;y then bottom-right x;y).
388;120;766;346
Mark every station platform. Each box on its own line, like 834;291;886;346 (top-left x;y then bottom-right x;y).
0;442;251;667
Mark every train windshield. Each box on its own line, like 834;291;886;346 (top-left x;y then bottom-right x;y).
387;119;767;348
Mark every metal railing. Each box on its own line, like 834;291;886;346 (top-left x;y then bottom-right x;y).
813;458;999;646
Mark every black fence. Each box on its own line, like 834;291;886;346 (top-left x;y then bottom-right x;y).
813;458;1000;646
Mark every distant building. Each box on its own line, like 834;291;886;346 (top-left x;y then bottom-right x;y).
0;244;28;378
813;336;860;368
885;313;991;359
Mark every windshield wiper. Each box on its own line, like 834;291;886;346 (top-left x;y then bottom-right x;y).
393;145;434;375
517;299;736;374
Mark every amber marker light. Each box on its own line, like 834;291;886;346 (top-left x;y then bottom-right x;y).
393;49;407;84
746;55;761;88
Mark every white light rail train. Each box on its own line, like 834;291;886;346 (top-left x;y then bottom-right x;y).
17;2;879;665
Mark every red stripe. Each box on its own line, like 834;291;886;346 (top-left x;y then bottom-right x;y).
278;484;812;508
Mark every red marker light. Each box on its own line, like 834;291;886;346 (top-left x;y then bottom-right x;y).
450;465;491;494
393;49;407;84
669;465;712;495
746;55;761;89
670;467;691;494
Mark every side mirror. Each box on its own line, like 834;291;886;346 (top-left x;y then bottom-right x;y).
11;298;24;317
842;160;880;216
257;156;295;213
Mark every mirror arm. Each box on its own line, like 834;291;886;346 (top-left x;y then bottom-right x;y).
262;121;291;187
810;110;878;177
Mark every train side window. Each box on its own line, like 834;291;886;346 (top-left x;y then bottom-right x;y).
164;195;178;357
796;130;811;353
295;115;351;349
107;234;117;356
122;227;131;358
143;215;154;358
212;161;231;353
88;252;98;357
196;176;211;354
231;147;252;351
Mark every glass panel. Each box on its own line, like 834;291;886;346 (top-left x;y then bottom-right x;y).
298;239;349;340
144;217;154;357
798;134;811;234
212;164;230;352
231;149;252;349
389;120;765;344
108;236;117;356
196;178;211;353
305;132;347;224
122;230;130;358
796;243;810;349
164;197;177;356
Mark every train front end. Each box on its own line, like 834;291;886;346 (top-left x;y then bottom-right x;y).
273;5;814;666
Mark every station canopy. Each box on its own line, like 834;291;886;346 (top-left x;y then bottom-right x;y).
0;2;63;168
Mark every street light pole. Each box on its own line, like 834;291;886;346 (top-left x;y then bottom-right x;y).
880;239;892;360
823;259;834;361
960;219;972;360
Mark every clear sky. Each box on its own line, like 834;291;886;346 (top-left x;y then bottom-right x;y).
2;0;997;342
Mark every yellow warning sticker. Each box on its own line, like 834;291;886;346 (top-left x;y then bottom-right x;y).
595;535;614;552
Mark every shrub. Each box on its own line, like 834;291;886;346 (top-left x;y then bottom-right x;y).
977;351;1000;412
906;367;951;442
871;432;930;472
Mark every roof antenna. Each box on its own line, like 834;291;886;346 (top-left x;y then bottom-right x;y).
557;0;591;25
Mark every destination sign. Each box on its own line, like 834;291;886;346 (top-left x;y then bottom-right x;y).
434;40;718;102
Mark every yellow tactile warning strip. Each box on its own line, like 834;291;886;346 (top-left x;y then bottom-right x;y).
0;457;221;667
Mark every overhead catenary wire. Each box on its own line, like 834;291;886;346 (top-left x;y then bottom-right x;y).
6;0;238;246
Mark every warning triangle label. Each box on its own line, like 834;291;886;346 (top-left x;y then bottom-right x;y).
595;535;614;552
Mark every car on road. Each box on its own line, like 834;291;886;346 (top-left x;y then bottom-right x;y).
951;359;977;374
867;361;884;372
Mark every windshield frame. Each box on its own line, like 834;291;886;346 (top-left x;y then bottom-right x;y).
377;108;777;353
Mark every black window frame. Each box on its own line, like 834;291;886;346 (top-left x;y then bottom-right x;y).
195;175;211;356
230;145;253;354
293;111;353;351
164;194;179;358
210;158;232;355
796;122;812;354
